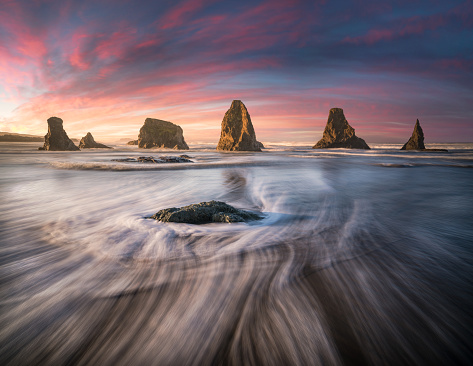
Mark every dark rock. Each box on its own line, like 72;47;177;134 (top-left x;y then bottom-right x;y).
401;119;425;150
39;117;80;151
127;140;138;145
138;118;189;150
256;141;265;149
79;132;111;149
111;155;193;163
179;154;193;159
217;100;261;151
146;200;262;224
313;108;370;149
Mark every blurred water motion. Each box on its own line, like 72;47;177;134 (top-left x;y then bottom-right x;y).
1;143;472;365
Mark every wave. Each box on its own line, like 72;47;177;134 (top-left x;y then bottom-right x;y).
1;146;473;365
375;162;473;168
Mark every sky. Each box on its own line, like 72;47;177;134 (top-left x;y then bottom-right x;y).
0;0;472;144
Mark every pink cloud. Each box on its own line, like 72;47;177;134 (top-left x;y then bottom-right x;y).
160;0;212;30
343;11;450;45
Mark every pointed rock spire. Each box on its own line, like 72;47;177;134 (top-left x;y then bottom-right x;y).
313;108;370;149
401;119;425;150
217;100;261;151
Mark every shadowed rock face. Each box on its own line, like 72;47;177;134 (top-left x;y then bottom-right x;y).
138;118;189;150
401;119;425;150
39;117;80;151
217;100;261;151
147;200;262;224
79;132;111;149
313;108;370;149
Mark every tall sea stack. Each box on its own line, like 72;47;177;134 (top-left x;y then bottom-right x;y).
313;108;370;149
401;119;425;150
217;100;261;151
39;117;80;151
138;118;189;150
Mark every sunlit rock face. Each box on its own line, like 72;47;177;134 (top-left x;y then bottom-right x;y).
401;119;425;150
39;117;80;151
313;108;370;149
79;132;111;149
217;100;261;151
138;118;189;150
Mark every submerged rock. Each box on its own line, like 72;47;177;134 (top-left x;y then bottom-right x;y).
217;100;261;151
147;200;262;224
138;118;189;150
79;132;111;149
313;108;370;149
39;117;80;151
112;155;193;163
401;119;425;150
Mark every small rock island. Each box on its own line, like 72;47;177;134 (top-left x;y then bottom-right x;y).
313;108;370;149
79;132;111;149
39;117;80;151
401;119;447;152
217;100;261;151
138;118;189;150
147;201;262;224
401;119;425;150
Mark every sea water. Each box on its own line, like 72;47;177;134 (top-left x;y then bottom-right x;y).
1;142;472;365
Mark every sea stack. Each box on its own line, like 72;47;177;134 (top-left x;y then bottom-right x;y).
39;117;80;151
79;132;111;149
313;108;370;149
217;100;261;151
401;119;425;150
138;118;189;150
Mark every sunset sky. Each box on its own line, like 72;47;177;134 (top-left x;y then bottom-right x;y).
1;0;472;143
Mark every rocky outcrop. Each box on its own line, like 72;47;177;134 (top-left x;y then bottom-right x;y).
112;155;193;163
217;100;261;151
39;117;80;151
79;132;111;149
401;119;425;150
138;118;189;149
147;200;262;224
313;108;370;149
256;141;265;149
127;140;138;145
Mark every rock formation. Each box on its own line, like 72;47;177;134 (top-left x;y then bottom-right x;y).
313;108;370;149
112;155;193;163
39;117;80;151
138;118;189;150
256;141;265;149
147;200;262;224
401;119;425;150
79;132;111;149
217;100;261;151
127;140;138;145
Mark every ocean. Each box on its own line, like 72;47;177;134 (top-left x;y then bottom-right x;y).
1;142;472;365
